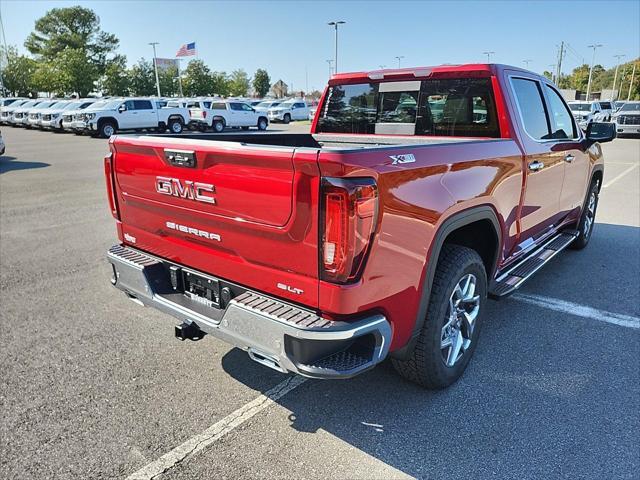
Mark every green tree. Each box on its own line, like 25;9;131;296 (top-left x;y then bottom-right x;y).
570;64;590;91
211;71;230;96
0;46;38;96
228;69;249;96
158;65;179;97
183;60;212;96
100;55;130;96
24;6;118;71
56;48;98;96
128;58;156;96
542;71;553;81
31;60;67;95
252;68;270;97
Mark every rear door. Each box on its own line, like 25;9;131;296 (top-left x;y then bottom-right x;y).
134;100;157;127
508;74;565;245
111;136;321;306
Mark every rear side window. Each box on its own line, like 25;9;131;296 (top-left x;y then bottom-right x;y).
544;84;577;139
211;102;227;110
134;100;153;110
317;83;378;134
599;102;611;109
317;78;500;137
511;78;550;140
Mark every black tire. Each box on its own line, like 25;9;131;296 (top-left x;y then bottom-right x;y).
570;178;599;250
257;117;268;131
283;113;291;124
99;120;117;138
212;120;225;133
392;245;487;389
168;118;183;134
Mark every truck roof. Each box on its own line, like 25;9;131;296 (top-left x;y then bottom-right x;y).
328;63;544;85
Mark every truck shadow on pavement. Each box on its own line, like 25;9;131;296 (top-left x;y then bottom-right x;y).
0;156;50;173
221;223;639;479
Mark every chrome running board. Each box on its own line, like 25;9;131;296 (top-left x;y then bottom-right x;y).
489;230;578;298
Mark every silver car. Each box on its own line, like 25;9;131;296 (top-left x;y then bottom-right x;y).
612;101;640;136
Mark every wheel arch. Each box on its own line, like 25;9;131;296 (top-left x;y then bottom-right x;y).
591;164;604;192
98;116;118;129
391;205;501;360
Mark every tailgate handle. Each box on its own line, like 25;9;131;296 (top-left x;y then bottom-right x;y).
165;149;196;168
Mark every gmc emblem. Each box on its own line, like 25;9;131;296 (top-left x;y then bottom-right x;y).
155;176;216;204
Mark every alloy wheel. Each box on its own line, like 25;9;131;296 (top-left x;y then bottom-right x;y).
440;274;480;367
583;191;597;237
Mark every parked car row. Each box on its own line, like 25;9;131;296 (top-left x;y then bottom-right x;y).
567;100;638;135
1;95;315;138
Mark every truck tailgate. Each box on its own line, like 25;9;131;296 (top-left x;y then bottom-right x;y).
110;135;321;307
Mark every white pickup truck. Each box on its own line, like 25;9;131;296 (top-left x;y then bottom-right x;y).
77;97;190;137
189;100;269;133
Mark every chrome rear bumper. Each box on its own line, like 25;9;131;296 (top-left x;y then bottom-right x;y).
107;245;391;379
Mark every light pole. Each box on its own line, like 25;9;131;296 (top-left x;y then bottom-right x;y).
327;21;345;73
149;42;161;97
483;51;495;63
523;59;532;69
612;54;626;100
628;62;636;101
585;43;603;101
395;55;405;68
326;59;333;77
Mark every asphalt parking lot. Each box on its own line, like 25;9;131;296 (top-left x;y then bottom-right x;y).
0;126;638;480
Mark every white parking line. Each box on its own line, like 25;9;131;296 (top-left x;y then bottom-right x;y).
127;375;307;480
602;163;638;189
512;293;640;329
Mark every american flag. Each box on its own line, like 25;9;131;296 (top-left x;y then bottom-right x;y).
176;42;196;57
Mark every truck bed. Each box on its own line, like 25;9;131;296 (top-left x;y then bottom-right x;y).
151;132;485;151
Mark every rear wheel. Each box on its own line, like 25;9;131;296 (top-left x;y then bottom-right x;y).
570;178;599;250
212;120;225;133
283;113;291;124
392;245;487;389
168;118;183;134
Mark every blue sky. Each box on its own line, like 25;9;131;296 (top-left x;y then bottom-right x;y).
1;0;639;92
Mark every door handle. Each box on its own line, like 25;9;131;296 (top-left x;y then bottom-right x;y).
528;160;545;171
564;154;575;163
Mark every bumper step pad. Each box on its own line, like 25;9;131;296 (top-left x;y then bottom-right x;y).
490;231;578;298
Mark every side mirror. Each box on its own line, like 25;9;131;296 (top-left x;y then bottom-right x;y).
118;104;127;113
593;110;600;114
586;122;616;144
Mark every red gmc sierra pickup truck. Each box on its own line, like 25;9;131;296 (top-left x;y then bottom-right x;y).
105;64;615;388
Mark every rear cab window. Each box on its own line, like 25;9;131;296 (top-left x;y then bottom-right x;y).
316;77;500;137
510;78;551;140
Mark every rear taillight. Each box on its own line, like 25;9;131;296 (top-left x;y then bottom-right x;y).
321;177;378;284
203;110;207;118
104;151;120;220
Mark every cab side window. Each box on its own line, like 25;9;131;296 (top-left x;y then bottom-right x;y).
124;100;136;110
544;85;577;139
229;103;243;111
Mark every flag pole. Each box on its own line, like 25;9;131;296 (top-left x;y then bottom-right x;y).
177;58;183;97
